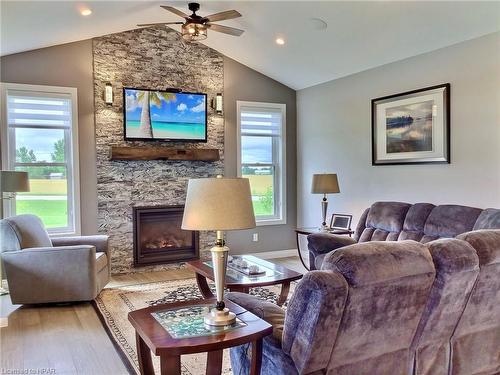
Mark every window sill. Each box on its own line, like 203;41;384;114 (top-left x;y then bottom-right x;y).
256;218;287;227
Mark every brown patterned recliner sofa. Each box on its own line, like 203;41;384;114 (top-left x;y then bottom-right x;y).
228;221;500;375
308;201;500;270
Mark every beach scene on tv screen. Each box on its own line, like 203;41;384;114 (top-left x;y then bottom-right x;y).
124;89;206;140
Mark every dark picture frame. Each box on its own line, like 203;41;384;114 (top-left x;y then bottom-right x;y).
371;83;450;165
330;214;353;230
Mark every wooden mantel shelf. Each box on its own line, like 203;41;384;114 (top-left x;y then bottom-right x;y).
110;146;220;161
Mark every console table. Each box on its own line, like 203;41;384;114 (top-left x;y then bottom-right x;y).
295;227;354;271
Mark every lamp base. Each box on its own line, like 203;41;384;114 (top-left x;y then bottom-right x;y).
204;307;236;327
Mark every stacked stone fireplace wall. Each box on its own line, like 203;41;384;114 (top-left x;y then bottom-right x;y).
93;27;224;274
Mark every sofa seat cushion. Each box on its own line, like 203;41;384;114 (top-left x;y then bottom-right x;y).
424;205;482;238
96;252;108;273
226;292;285;342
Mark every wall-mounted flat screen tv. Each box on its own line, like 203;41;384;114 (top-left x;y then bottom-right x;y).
123;88;207;142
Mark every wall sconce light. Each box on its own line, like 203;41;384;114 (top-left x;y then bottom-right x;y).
104;82;113;105
212;93;223;114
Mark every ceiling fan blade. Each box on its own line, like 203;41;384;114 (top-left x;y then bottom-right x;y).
160;5;189;19
207;23;244;36
204;10;241;22
137;22;184;27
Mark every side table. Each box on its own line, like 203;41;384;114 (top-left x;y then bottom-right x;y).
128;298;272;375
295;227;354;270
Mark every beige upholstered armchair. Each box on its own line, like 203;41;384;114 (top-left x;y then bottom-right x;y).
0;214;109;304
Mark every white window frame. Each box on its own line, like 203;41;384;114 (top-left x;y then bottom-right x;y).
236;101;287;226
0;82;81;236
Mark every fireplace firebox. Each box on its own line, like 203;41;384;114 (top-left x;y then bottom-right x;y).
133;205;199;266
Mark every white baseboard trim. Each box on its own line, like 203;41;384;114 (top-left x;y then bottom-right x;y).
248;249;298;259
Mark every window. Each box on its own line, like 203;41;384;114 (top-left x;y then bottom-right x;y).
1;83;80;234
237;101;286;225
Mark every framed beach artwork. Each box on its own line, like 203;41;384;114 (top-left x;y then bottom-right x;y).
371;83;450;165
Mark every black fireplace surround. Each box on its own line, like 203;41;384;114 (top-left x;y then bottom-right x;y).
133;205;199;266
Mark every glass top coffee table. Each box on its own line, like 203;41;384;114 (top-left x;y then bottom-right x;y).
187;255;303;306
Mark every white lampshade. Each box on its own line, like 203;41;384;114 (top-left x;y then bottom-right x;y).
0;171;30;193
311;173;340;194
182;177;256;231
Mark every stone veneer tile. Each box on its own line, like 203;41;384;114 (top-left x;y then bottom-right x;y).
94;26;224;274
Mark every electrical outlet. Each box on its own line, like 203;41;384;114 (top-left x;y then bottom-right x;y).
252;233;259;242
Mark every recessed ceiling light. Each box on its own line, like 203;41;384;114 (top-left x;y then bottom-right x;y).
80;8;92;16
275;38;285;46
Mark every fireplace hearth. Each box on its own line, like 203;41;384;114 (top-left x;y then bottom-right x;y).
133;206;199;266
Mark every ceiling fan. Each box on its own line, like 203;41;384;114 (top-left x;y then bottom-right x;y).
137;2;244;42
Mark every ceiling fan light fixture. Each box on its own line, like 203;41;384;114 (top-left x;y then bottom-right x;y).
182;23;207;41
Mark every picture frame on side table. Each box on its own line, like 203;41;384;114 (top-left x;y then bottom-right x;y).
330;214;352;231
372;83;450;165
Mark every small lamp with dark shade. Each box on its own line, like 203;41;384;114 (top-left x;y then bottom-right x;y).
311;173;340;230
182;176;256;326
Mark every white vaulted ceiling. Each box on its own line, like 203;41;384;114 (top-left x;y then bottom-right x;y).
1;1;499;90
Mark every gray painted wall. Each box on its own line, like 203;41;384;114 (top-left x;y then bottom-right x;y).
0;40;98;235
224;56;297;254
0;37;297;255
297;32;500;230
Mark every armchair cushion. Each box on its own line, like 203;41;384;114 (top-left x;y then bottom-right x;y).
226;292;285;342
95;252;108;273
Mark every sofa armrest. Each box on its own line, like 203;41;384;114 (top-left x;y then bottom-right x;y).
307;233;357;255
1;245;98;304
282;270;348;374
226;292;285;342
51;235;109;254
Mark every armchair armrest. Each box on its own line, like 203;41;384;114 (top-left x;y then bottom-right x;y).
307;233;357;255
1;245;98;304
51;235;109;254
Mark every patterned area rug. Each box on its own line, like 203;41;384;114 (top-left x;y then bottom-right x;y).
93;278;295;375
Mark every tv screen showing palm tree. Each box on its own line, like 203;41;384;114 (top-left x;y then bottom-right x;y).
123;88;207;142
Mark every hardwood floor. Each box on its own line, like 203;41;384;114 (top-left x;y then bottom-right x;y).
0;256;304;375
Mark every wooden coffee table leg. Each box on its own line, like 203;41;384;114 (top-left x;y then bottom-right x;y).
250;339;263;375
136;332;154;375
206;349;223;375
276;281;290;306
195;272;215;299
160;354;181;375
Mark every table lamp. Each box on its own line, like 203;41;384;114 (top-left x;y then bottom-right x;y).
0;170;30;295
311;173;340;230
182;176;256;326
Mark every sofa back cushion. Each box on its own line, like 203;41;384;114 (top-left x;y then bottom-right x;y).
452;230;500;375
398;203;435;242
321;240;435;375
422;205;482;243
473;208;500;230
411;239;479;375
357;202;411;242
0;214;52;252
